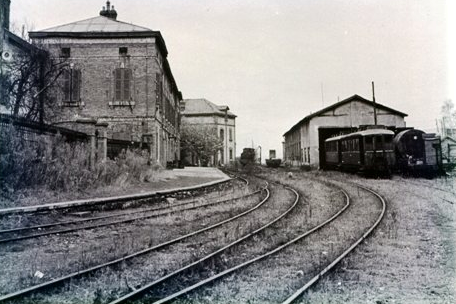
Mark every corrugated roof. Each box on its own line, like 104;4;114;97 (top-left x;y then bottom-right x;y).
37;16;151;33
283;94;408;137
182;99;236;118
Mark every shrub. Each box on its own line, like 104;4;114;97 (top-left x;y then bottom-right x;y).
0;128;159;193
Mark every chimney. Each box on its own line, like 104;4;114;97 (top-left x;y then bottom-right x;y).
0;0;11;30
99;1;117;20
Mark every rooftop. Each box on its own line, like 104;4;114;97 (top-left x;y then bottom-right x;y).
32;16;151;34
181;99;236;118
283;94;408;136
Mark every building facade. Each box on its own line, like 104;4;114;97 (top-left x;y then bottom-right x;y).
283;94;408;168
28;2;182;166
181;98;236;166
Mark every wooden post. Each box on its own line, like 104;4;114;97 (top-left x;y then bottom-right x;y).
372;81;377;125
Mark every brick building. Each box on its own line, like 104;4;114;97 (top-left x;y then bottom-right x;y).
28;1;182;166
283;94;408;168
181;98;236;166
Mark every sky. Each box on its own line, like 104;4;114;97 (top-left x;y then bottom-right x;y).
9;0;455;158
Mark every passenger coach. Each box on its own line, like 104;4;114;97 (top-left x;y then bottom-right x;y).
324;129;396;174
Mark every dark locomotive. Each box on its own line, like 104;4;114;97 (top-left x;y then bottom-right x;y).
240;148;256;166
324;127;442;176
393;129;441;175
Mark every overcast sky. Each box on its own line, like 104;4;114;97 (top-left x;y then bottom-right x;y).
10;0;455;158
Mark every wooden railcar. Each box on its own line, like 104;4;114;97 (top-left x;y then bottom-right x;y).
325;129;396;175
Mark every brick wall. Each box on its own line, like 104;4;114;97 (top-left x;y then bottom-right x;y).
32;37;181;166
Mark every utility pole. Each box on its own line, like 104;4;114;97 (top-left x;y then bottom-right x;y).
372;81;377;125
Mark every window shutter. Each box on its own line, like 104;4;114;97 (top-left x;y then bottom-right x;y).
63;70;70;101
123;68;131;100
115;68;122;101
72;70;80;101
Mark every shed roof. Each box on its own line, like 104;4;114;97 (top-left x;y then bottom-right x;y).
283;94;408;137
182;99;236;118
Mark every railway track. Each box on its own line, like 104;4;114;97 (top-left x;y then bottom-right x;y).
280;181;386;304
135;175;384;304
0;183;259;244
0;178;268;302
0;174;388;303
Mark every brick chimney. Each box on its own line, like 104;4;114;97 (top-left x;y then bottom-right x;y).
99;1;117;20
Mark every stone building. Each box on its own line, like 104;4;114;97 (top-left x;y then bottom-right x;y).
28;1;182;166
180;98;236;166
283;94;408;168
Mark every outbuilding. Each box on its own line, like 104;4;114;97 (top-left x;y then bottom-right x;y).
283;94;408;168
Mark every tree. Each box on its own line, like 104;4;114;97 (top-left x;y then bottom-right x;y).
180;123;223;166
0;33;68;123
439;99;456;137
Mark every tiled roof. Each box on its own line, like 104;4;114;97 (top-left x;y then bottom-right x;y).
182;99;236;118
36;16;151;33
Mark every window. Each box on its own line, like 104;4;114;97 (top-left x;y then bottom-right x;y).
384;135;393;150
119;47;128;55
229;148;233;160
220;129;224;141
62;69;81;102
229;129;233;141
60;47;70;58
365;136;373;151
374;135;383;150
114;68;132;101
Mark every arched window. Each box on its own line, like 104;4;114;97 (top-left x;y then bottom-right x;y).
220;129;224;141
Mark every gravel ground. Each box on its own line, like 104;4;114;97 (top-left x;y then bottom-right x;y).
299;171;456;304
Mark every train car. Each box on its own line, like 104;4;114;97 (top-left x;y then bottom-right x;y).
240;148;256;167
325;129;396;175
393;129;442;175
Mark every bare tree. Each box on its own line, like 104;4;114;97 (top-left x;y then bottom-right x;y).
180;123;223;166
0;44;69;123
439;99;456;137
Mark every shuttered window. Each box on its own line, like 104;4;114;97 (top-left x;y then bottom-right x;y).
62;69;81;102
114;68;132;101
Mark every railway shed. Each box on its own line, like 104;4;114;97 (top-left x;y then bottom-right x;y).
283;94;407;169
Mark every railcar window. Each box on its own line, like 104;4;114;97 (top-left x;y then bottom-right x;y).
374;135;383;150
384;135;393;150
365;136;373;151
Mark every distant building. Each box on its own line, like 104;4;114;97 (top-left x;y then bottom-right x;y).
441;136;456;165
28;1;182;166
181;98;236;166
283;94;408;168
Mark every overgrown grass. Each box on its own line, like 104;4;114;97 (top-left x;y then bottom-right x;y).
0;130;165;202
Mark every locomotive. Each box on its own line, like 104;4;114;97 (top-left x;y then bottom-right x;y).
324;127;442;176
240;148;256;166
393;129;441;175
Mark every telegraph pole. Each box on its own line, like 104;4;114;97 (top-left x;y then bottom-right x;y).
372;81;377;125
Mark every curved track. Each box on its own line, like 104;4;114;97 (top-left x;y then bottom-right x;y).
0;179;267;302
280;182;387;304
0;185;258;244
104;178;351;304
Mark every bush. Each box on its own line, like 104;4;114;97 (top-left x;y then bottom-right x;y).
0;129;159;193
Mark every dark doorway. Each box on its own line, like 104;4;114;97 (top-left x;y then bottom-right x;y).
318;127;356;169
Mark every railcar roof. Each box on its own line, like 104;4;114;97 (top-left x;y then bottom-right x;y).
325;129;394;142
